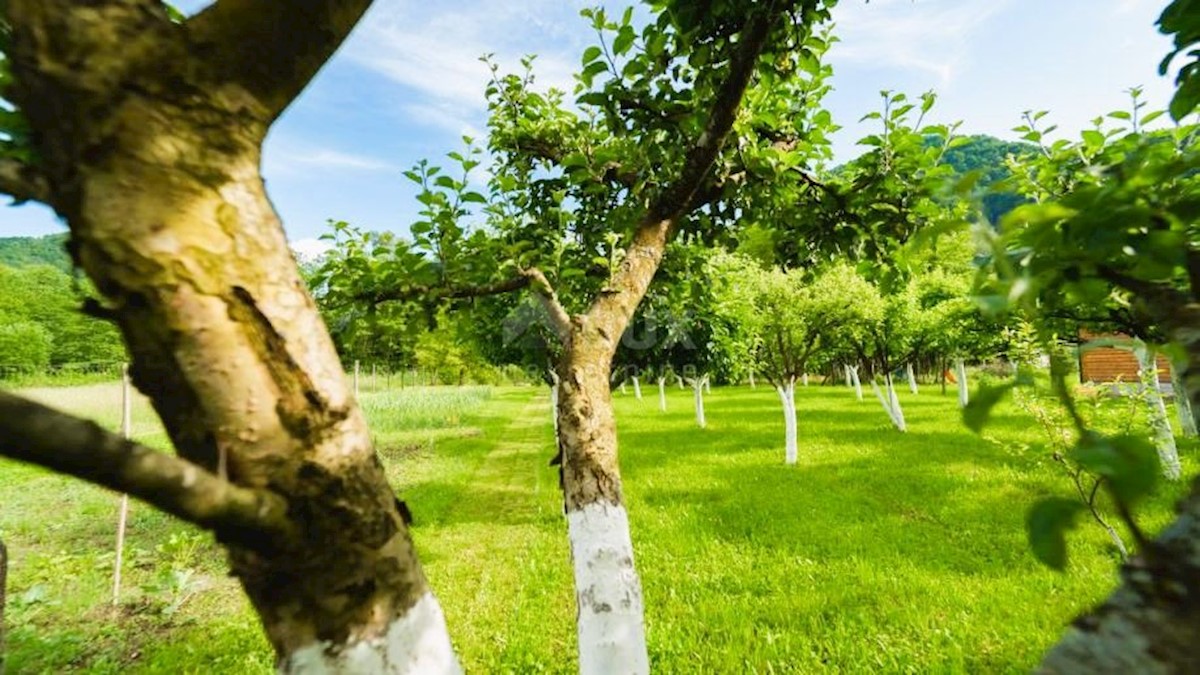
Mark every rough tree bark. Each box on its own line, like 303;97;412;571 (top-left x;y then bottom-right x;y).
2;1;458;671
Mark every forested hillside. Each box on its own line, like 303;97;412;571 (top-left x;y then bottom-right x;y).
0;235;124;370
0;232;70;271
942;134;1033;223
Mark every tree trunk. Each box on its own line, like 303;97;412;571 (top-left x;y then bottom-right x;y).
693;378;708;429
887;374;908;432
631;376;642;400
777;379;798;464
955;358;970;408
555;339;649;675
657;377;667;412
1135;344;1181;481
1169;354;1199;438
801;372;809;387
849;365;864;402
906;363;919;395
550;371;561;441
749;371;756;389
5;2;460;670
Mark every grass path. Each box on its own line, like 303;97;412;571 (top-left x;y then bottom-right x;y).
400;390;577;673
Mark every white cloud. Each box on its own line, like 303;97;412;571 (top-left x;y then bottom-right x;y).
344;0;587;129
829;0;1014;87
290;238;334;263
265;144;398;176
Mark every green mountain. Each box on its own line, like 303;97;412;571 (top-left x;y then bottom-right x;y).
0;232;72;271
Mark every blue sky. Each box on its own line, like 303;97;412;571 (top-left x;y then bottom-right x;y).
3;0;1179;254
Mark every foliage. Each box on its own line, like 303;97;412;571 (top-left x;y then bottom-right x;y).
0;234;71;271
1158;0;1200;120
0;318;49;368
0;263;124;368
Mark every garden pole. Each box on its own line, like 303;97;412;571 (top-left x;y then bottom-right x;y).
112;364;132;606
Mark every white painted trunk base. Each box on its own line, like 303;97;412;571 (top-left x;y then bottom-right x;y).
906;363;918;395
777;381;798;464
704;377;711;394
282;592;461;674
657;378;667;412
692;379;707;429
955;359;969;408
1136;346;1181;481
567;503;649;675
631;376;642;400
887;374;908;432
550;383;560;439
749;372;756;389
848;366;863;402
619;380;627;395
872;375;907;432
801;373;809;387
1169;357;1198;438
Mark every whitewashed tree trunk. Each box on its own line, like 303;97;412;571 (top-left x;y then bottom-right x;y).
777;379;798;464
887;373;907;432
906;363;918;395
631;376;642;400
1169;355;1198;438
955;358;969;408
704;377;711;395
1136;345;1181;481
657;377;667;412
749;372;756;389
843;365;852;389
871;379;896;427
676;374;684;389
619;380;627;395
549;370;562;442
801;373;809;387
692;378;707;429
282;593;461;674
849;366;863;402
567;503;649;675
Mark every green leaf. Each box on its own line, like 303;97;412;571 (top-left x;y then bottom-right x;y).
1070;433;1159;505
962;382;1016;433
582;46;603;65
613;26;636;57
1026;498;1084;571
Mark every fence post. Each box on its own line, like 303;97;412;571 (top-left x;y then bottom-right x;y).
112;364;133;606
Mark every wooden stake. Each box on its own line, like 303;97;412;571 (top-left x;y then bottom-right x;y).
113;364;132;606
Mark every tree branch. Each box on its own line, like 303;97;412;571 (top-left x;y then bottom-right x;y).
188;0;375;121
1097;266;1190;310
588;4;785;341
0;158;50;205
0;391;295;550
647;4;781;223
522;267;572;342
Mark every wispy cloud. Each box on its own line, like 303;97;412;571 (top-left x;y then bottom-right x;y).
345;0;588;130
829;0;1014;87
266;143;399;176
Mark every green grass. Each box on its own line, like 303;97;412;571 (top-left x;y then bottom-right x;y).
1;380;1194;672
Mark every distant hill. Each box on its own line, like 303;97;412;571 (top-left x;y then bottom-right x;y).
0;233;72;272
941;134;1035;224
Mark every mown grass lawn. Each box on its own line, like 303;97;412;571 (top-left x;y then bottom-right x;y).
1;380;1193;673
